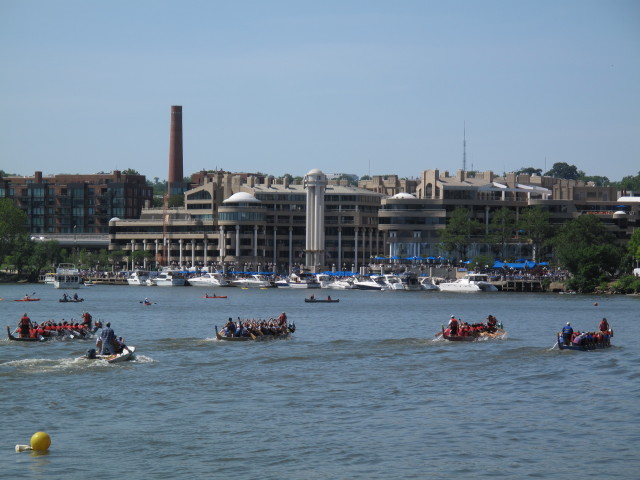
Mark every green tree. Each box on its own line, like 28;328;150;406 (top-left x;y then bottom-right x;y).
617;171;640;191
552;215;623;292
517;167;543;176
577;174;610;186
545;162;579;180
487;207;517;260
122;168;140;175
627;228;640;268
0;198;28;265
439;207;483;260
518;207;553;262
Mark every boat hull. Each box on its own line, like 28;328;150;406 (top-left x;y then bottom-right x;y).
304;298;340;303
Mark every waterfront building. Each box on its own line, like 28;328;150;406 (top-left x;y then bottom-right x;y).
0;170;152;234
108;169;384;273
377;169;638;262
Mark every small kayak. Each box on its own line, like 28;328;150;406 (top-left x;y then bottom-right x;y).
14;298;40;302
202;295;228;299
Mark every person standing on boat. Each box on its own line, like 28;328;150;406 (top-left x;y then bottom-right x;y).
448;315;459;336
18;313;32;338
562;322;573;346
599;318;610;332
81;311;93;331
99;322;116;355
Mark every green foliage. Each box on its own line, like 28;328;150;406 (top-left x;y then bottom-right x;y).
517;167;543;176
545;162;579;180
487;207;517;260
553;215;623;292
168;194;184;208
438;207;483;260
577;174;610;186
611;275;640;294
360;175;371;181
518;207;554;262
628;228;640;265
468;254;494;271
616;171;640;191
0;198;28;264
121;168;140;175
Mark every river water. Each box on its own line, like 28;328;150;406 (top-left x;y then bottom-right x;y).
1;283;638;479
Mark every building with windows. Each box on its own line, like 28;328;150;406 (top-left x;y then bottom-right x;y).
108;169;384;273
0;170;152;234
378;169;637;261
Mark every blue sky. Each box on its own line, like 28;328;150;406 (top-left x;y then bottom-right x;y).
1;0;638;182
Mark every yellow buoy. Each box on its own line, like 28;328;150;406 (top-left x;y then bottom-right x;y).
30;432;51;451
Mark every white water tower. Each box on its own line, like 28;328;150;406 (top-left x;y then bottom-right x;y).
304;169;327;272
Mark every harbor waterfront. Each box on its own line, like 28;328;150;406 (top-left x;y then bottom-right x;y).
1;284;638;479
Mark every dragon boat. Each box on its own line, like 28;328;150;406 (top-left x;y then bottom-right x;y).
6;324;98;342
557;330;613;351
215;323;295;341
436;326;507;342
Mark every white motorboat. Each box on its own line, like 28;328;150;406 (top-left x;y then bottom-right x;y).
79;346;136;363
188;272;230;287
381;274;405;290
399;273;423;291
287;272;321;289
352;275;386;290
326;278;357;289
438;273;498;292
315;274;334;289
54;263;83;289
147;268;186;286
127;270;150;286
418;276;440;291
231;274;274;288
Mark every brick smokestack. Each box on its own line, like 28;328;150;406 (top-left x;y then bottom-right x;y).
168;105;183;195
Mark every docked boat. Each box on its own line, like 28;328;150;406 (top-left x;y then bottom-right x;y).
418;276;439;291
326;278;357;289
231;274;274;288
400;273;423;291
305;297;340;303
40;272;56;284
188;272;230;287
54;263;83;289
79;346;136;363
147;268;186;286
352;275;386;290
214;323;295;341
380;274;405;290
287;272;321;289
315;274;334;289
438;273;498;292
127;270;150;286
557;330;613;351
7;325;97;342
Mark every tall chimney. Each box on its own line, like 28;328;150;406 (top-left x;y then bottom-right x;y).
168;105;183;195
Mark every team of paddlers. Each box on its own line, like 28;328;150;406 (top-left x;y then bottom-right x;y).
561;318;613;347
219;312;291;338
442;314;502;337
16;311;97;339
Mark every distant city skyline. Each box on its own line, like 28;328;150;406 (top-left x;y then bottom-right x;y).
1;1;638;182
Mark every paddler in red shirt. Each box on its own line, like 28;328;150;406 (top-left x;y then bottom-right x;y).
18;313;32;338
